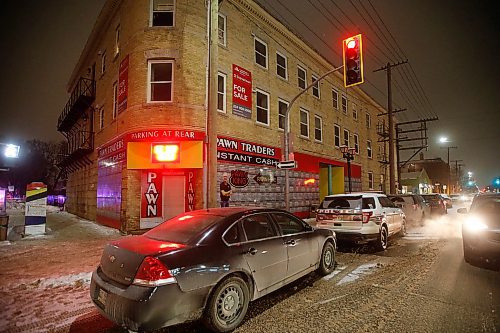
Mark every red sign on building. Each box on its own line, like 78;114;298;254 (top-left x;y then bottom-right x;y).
232;64;252;119
117;55;129;114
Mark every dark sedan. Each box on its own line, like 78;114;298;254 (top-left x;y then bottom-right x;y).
90;207;336;332
459;193;500;263
421;194;447;215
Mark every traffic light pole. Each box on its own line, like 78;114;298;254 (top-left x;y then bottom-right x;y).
283;65;343;211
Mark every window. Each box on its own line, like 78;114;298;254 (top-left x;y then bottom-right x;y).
334;125;341;147
218;13;226;46
352;103;358;120
332;89;338;110
223;223;241;245
114;25;120;56
379;196;396;208
367;140;373;158
278;99;289;131
256;89;269;125
312;74;320;98
241;214;277;241
276;52;288;79
100;51;106;74
99;107;104;129
151;0;175;27
366;112;371;128
341;95;347;114
300;108;309;138
272;213;307;235
343;129;349;147
314;115;323;142
112;81;118;119
297;65;306;89
217;72;226;113
353;133;359;154
148;60;174;102
254;37;268;69
368;172;374;189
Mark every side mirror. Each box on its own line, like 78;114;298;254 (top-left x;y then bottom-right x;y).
457;208;467;214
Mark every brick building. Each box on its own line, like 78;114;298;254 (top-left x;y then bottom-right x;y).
57;0;387;233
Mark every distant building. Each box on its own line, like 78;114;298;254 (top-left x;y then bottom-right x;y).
401;153;450;193
400;169;431;194
56;0;387;233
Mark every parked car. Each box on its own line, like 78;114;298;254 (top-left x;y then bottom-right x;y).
421;194;447;215
315;193;406;250
459;193;500;263
440;194;453;208
388;194;430;225
90;207;336;332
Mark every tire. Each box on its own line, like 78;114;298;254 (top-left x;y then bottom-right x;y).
203;276;250;332
318;241;335;275
399;219;407;237
376;226;389;251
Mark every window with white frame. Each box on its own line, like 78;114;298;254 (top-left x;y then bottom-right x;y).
341;95;347;114
112;81;118;119
343;129;350;147
312;74;320;98
218;13;226;46
217;72;226;113
300;108;309;138
368;172;374;189
352;103;358;120
314;115;323;142
276;52;287;79
367;140;373;158
334;124;341;147
151;0;175;27
147;60;174;102
115;25;120;56
332;88;338;110
254;37;268;69
100;51;106;75
99;107;104;130
297;65;306;89
353;133;359;154
278;99;289;131
256;89;269;125
366;112;371;128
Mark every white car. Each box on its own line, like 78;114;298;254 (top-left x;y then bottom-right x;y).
315;193;406;250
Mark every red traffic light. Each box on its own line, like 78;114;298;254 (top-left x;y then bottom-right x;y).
343;34;364;88
152;143;180;163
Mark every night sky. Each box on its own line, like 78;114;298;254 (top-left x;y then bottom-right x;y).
0;0;498;186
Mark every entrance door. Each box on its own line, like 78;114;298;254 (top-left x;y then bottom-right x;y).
162;175;185;221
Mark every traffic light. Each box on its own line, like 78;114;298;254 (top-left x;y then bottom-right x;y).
152;143;180;163
343;34;364;88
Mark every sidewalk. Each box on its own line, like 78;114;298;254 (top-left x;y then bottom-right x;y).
0;206;123;333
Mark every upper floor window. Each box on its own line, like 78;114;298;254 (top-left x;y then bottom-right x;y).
99;107;105;130
353;133;359;154
334;124;341;147
352;103;358;120
343;129;350;147
300;108;309;138
114;25;120;56
112;81;118;119
332;88;338;110
368;172;374;189
367;140;373;158
366;112;371;128
314;115;323;142
276;52;288;80
218;13;226;46
100;51;106;75
297;65;306;89
341;95;347;114
147;60;174;102
151;0;175;27
278;99;289;131
256;89;270;125
311;74;320;98
217;72;227;113
254;37;268;69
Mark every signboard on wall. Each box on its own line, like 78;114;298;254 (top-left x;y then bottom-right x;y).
24;182;47;235
141;171;163;224
117;55;129;114
232;64;252;118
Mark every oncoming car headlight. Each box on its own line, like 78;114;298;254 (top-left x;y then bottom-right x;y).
463;215;488;232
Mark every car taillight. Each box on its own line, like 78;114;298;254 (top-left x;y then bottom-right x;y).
362;212;373;223
133;256;176;287
412;204;418;210
317;214;326;221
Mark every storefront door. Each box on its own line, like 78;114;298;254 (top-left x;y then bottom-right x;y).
162;175;186;221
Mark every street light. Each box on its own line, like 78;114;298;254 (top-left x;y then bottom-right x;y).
3;144;20;159
340;145;356;193
439;137;449;143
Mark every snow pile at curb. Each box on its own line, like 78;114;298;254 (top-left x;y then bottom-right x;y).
15;272;93;290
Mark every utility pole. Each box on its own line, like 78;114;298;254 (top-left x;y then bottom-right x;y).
451;159;463;193
374;60;408;194
441;146;457;194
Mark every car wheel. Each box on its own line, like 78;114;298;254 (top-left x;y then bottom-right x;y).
376;226;388;251
318;241;335;275
399;219;407;237
204;276;250;332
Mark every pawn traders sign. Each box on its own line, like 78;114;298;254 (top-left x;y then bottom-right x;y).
25;182;47;235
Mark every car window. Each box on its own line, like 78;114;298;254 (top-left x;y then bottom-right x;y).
378;196;396;208
389;196;405;203
402;196;415;204
415;195;424;204
272;212;307;235
223;223;241;245
422;195;439;202
241;213;277;241
471;196;500;215
363;197;376;209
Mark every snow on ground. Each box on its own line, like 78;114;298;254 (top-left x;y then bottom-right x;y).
336;262;381;285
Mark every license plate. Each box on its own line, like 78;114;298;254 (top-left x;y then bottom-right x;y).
97;288;107;306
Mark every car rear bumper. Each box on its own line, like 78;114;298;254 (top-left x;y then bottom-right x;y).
462;232;500;258
334;231;379;244
90;268;209;331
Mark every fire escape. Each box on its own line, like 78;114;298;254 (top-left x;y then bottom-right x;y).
376;119;389;192
56;77;96;174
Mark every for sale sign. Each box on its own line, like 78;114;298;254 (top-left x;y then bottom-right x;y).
232;64;252;119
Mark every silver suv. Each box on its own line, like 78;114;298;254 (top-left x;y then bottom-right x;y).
316;193;406;250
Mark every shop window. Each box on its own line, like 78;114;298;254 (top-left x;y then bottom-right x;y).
312;73;320;98
314;115;322;142
254;37;268;69
147;60;174;102
256;89;269;125
297;65;306;89
276;52;288;79
300;108;309;138
217;72;227;113
218;13;226;46
334;124;340;147
151;0;175;27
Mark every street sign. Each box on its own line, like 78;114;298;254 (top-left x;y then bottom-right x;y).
277;160;297;169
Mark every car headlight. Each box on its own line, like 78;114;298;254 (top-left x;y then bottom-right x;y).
463;215;488;232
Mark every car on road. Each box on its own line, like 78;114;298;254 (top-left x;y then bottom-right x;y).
315;193;406;250
387;194;430;225
90;207;336;332
421;194;447;215
440;194;453;208
459;193;500;263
